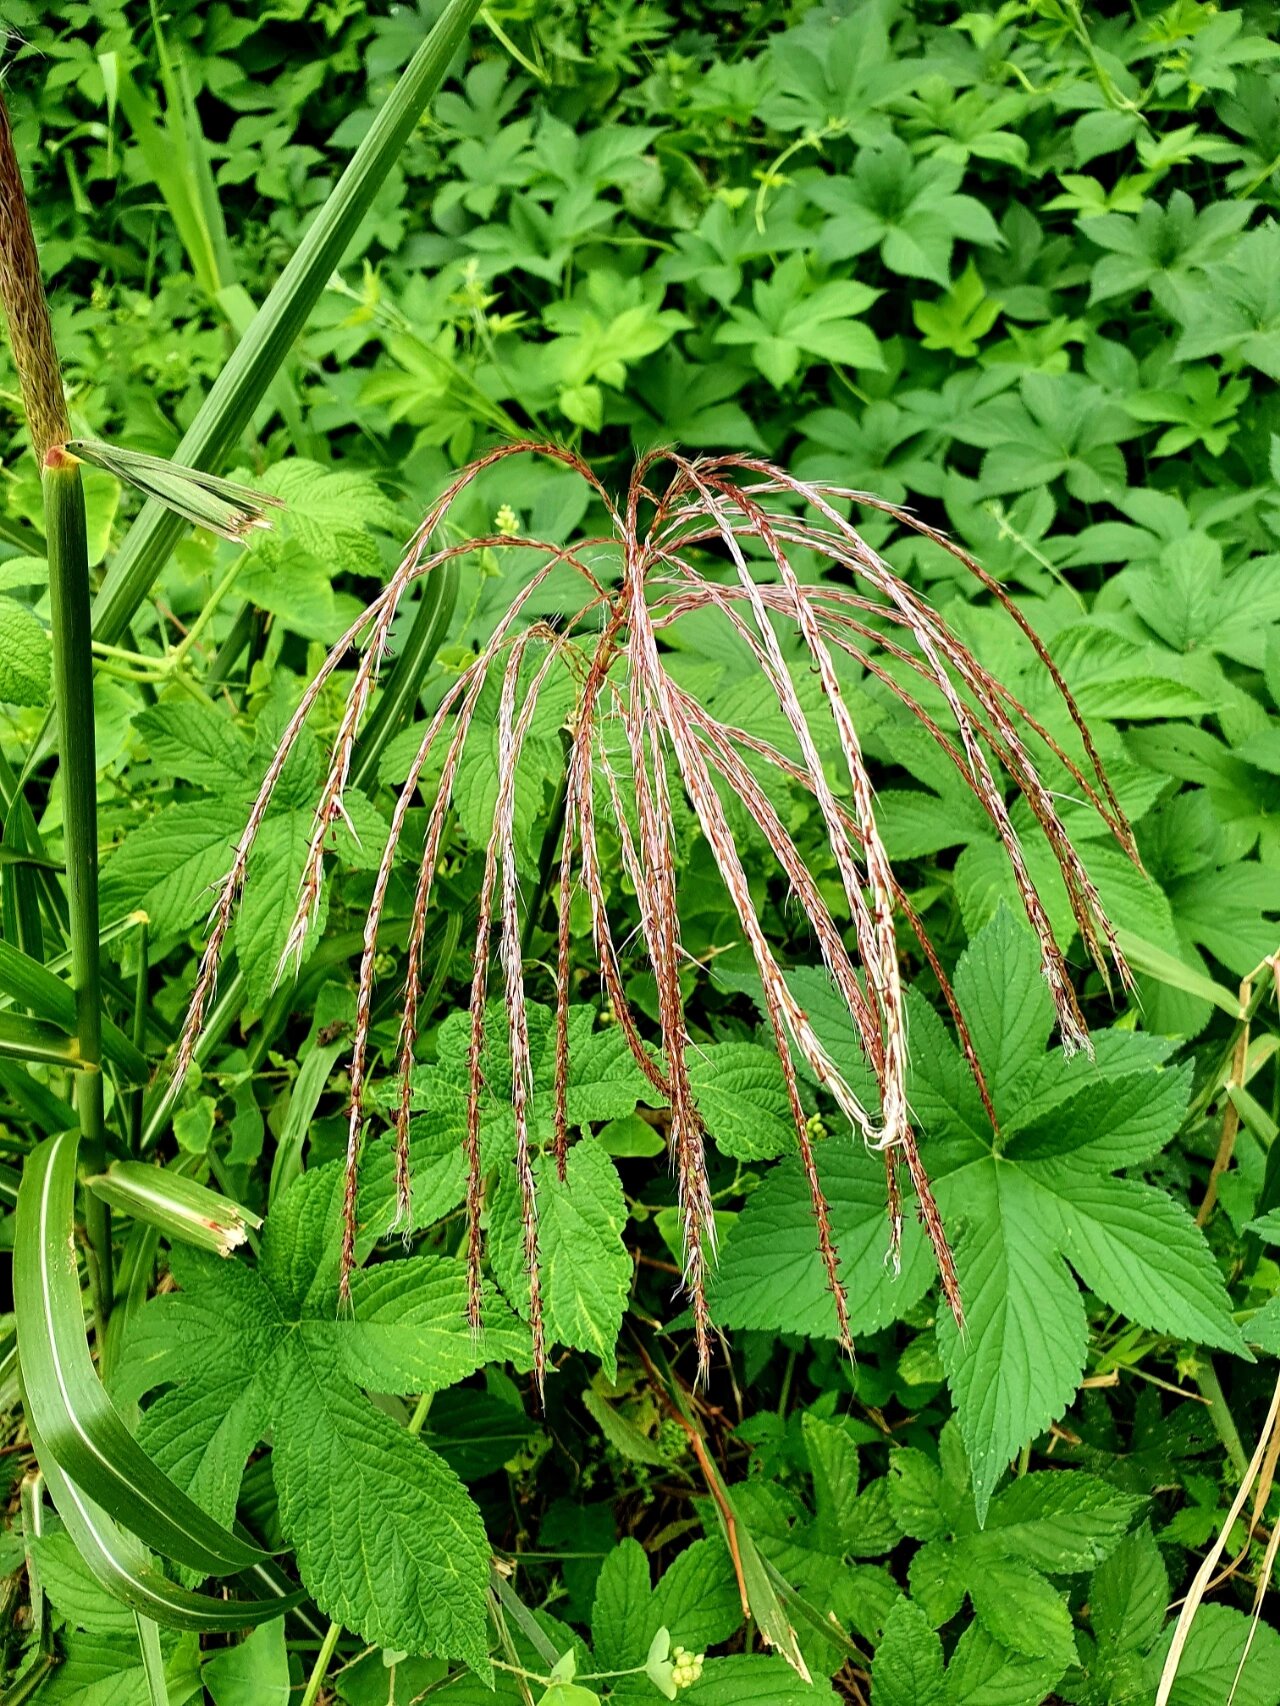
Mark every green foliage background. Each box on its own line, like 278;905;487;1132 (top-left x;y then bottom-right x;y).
3;0;1280;1701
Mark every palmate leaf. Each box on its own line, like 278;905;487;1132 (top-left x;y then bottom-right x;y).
928;912;1245;1520
116;1165;500;1669
14;1130;268;1577
715;911;1242;1523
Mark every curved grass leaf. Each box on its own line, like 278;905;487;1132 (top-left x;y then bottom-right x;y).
68;440;282;543
0;938;148;1080
15;1128;268;1577
23;1392;300;1632
0;1011;80;1067
89;0;484;649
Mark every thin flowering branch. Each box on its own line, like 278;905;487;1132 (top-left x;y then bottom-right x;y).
651;567;1122;1016
173;443;1138;1383
338;655;488;1292
378;572;606;1301
487;625;576;1387
662;464;909;1147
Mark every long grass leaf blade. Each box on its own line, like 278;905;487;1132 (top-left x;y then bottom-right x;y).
90;0;483;648
23;1389;302;1632
15;1129;269;1576
134;1614;170;1704
111;58;224;298
0;939;148;1080
1115;928;1244;1019
0;1011;81;1067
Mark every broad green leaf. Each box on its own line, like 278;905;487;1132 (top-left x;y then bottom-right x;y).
1146;1603;1280;1706
688;1042;796;1161
981;1473;1144;1572
254;458;403;572
340;1257;528;1392
674;1655;827;1703
708;1144;935;1339
99;799;242;938
942;1620;1069;1706
33;1628;200;1705
1089;1527;1167;1656
0;594;50;706
33;1526;136;1634
929;913;1239;1519
237;806;329;1009
115;1168;498;1664
489;1137;630;1379
591;1539;653;1672
1024;1170;1246;1353
715;255;882;388
272;1333;490;1673
936;1166;1088;1525
965;1558;1074;1666
203;1620;290;1706
133;703;252;793
872;1597;945;1706
952;907;1054;1112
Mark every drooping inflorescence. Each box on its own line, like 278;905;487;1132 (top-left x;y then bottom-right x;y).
173;444;1137;1393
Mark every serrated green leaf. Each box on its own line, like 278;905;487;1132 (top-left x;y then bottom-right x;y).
237;806;328;1009
1028;1170;1247;1353
982;1473;1144;1572
936;1167;1088;1526
942;1620;1068;1706
1089;1526;1167;1656
340;1257;528;1392
1147;1603;1280;1706
272;1332;490;1673
99;799;242;938
965;1557;1074;1666
709;1144;934;1339
0;594;50;706
872;1597;945;1706
688;1042;795;1161
133;702;252;793
489;1137;630;1380
591;1539;653;1672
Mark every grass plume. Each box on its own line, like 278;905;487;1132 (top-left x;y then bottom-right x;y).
172;444;1136;1393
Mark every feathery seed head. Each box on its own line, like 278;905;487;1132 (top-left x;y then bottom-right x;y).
172;442;1134;1388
